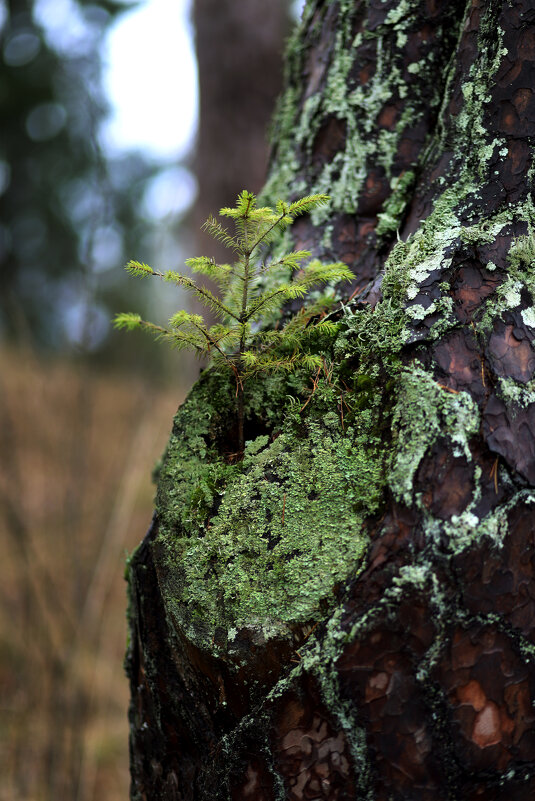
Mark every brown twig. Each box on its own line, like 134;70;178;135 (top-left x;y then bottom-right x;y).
348;283;365;302
302;621;319;643
490;457;499;494
299;365;322;412
437;382;459;394
322;358;334;384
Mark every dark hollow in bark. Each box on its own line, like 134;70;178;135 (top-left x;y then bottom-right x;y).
126;1;535;798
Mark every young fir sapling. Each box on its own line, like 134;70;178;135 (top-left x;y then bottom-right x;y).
114;191;352;455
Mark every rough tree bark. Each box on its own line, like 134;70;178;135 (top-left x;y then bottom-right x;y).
126;1;535;799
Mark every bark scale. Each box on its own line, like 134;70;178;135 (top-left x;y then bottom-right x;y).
127;1;535;799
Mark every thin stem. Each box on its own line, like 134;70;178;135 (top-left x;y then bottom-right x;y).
246;285;302;319
235;217;250;456
151;268;241;322
248;210;287;258
190;319;235;368
137;319;205;355
237;384;245;456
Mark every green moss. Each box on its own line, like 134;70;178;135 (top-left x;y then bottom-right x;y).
160;423;368;642
153;349;394;654
155;370;239;537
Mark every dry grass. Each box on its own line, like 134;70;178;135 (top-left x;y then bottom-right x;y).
0;346;185;801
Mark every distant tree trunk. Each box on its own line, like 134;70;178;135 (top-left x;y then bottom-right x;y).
126;1;535;799
192;0;291;262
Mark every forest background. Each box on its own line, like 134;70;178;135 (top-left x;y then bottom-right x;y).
0;0;298;798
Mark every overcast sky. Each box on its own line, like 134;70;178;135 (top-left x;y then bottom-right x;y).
101;0;198;161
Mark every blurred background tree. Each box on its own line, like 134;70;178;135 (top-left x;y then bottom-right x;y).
0;1;296;799
0;0;294;373
193;0;290;262
0;0;159;362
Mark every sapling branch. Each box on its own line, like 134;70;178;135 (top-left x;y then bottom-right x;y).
114;190;353;457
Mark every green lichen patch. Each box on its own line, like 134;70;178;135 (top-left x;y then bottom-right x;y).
381;189;513;309
377;191;529;348
452;27;508;179
475;215;535;335
155;369;239;537
442;502;508;556
497;376;535;409
508;231;535;273
153;354;393;653
333;301;408;374
389;367;479;505
264;0;465;251
161;422;369;640
376;170;416;238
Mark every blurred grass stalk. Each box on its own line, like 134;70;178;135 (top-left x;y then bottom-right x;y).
0;344;182;801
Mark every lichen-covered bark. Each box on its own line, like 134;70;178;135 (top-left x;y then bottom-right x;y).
126;1;535;798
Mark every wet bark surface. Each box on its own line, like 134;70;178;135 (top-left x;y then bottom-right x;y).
127;1;535;798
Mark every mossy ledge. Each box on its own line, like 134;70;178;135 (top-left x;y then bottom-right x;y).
151;339;392;659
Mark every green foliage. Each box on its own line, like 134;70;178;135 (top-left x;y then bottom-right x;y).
115;191;352;451
116;191;350;365
116;190;350;374
115;190;352;372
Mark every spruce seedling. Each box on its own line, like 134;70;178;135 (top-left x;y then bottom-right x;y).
114;190;353;455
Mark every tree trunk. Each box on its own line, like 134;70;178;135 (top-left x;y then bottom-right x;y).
192;0;291;263
126;1;535;799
